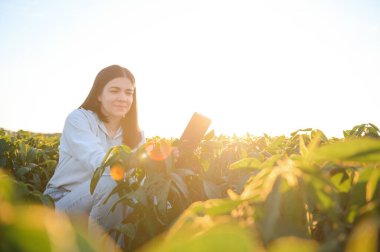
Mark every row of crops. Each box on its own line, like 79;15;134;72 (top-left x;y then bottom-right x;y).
0;124;379;251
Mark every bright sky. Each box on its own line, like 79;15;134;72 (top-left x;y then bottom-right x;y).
1;0;379;139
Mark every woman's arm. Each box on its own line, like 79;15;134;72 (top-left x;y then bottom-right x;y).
61;110;106;172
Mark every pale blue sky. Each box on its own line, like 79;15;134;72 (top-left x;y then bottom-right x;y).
1;0;379;138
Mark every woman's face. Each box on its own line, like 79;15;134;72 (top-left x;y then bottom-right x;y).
98;77;134;121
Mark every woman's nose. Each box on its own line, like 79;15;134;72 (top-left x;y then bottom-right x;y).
118;93;129;101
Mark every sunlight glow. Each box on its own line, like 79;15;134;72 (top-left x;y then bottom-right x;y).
0;0;379;138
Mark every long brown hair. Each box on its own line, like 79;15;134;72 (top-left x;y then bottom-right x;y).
80;65;142;149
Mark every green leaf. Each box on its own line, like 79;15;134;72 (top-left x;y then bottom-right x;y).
182;224;259;251
229;158;261;171
261;177;282;241
173;168;195;177
196;198;242;216
42;160;57;170
203;129;215;141
103;182;126;205
154;179;171;218
144;174;171;222
203;180;222;199
268;237;319;252
117;223;136;240
15;166;32;177
291;128;313;137
240;168;271;201
90;145;128;194
103;148;121;167
145;223;260;252
90;165;107;194
18;142;27;163
31;173;41;187
170;172;189;199
312;138;380;162
131;187;148;207
299;137;308;157
120;144;132;154
261;154;282;169
331;171;351;193
38;193;55;208
349;167;373;209
345;216;379;252
314;184;333;210
366;168;380;202
108;187;147;216
26;147;37;163
108;192;134;215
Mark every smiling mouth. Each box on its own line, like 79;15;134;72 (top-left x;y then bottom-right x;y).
115;105;128;109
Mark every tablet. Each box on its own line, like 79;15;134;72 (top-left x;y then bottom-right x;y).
179;112;212;152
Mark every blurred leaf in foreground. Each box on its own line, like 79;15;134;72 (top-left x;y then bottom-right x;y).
345;216;379;252
312;138;380;162
268;236;319;252
141;223;262;252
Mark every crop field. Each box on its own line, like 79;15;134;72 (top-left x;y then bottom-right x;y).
0;124;379;252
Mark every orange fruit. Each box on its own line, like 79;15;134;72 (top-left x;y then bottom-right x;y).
110;163;125;181
146;141;172;161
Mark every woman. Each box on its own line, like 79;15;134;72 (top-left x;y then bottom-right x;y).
43;65;145;249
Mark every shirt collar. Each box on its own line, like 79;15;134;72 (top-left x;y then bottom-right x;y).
115;127;122;138
93;112;122;140
99;121;122;140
